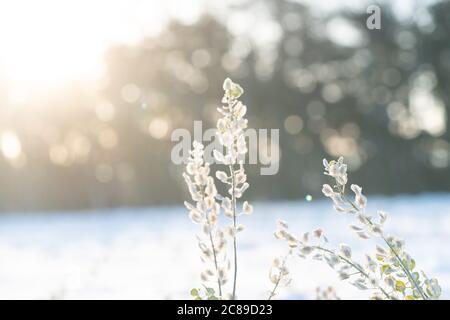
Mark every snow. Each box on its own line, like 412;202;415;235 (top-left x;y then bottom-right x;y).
0;193;449;300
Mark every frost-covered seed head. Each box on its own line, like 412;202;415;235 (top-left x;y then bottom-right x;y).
323;157;348;186
322;184;334;197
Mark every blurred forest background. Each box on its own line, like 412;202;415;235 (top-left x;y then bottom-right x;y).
0;0;449;212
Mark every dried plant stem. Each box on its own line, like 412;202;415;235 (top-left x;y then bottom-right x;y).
200;188;223;298
185;79;253;301
341;192;428;300
268;280;280;301
230;164;238;300
207;221;223;298
268;276;281;301
313;246;392;299
268;256;288;300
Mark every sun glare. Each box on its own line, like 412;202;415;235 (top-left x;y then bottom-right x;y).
1;131;22;160
0;1;107;97
0;0;188;101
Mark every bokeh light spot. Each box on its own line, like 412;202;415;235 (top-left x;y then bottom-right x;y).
284;115;303;135
1;131;22;160
148;118;169;139
121;83;141;103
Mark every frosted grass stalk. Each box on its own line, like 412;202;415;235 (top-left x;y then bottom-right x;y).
272;157;441;300
184;78;253;300
214;78;252;300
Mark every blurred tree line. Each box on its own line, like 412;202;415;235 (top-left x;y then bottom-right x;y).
0;0;449;212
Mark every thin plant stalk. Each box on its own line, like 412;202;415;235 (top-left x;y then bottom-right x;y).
200;188;223;298
341;191;428;300
382;236;427;299
313;246;392;300
268;256;288;300
207;220;223;298
230;164;238;300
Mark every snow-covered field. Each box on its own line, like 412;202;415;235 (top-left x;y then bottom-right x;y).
0;193;449;300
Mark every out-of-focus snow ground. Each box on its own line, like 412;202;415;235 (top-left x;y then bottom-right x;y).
0;193;449;300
